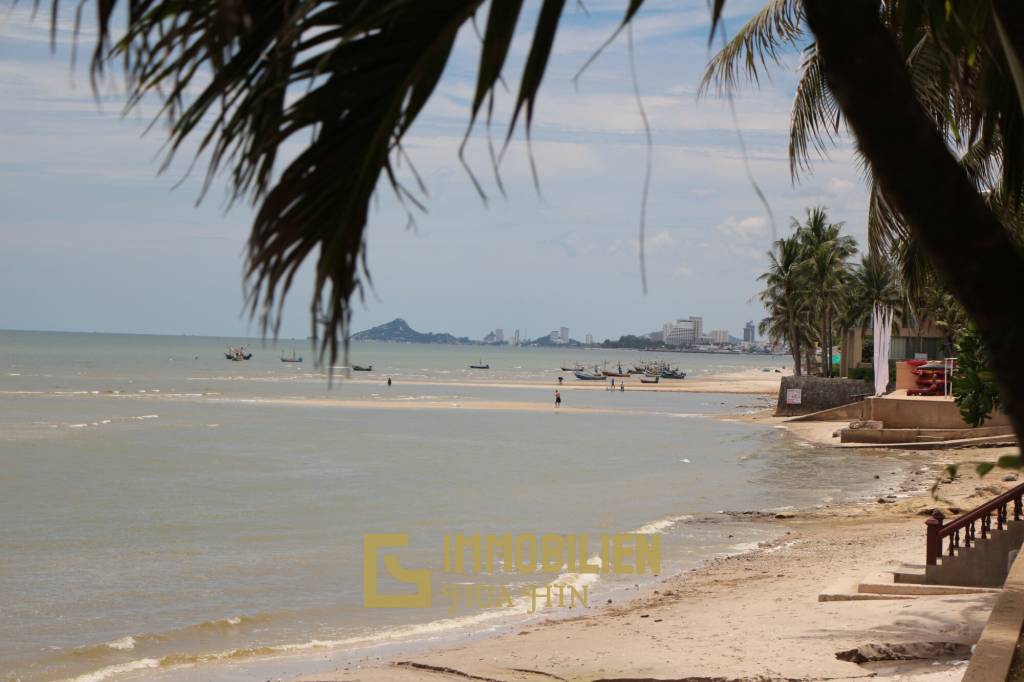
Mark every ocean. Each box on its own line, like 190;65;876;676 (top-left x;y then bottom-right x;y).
0;331;917;682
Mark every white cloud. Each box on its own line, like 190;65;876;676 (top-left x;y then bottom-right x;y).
608;229;675;256
826;177;855;194
715;215;767;240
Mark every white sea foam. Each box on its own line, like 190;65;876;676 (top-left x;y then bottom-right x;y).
634;514;693;535
105;635;135;651
63;658;160;682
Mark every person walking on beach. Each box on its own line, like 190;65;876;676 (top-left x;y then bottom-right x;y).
554;390;561;408
387;377;392;387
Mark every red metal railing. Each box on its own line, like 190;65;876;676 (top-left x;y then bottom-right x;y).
926;482;1024;565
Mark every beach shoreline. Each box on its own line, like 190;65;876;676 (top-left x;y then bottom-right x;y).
277;442;1015;682
120;387;1021;682
14;348;1012;682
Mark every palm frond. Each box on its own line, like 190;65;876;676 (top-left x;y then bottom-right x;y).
699;0;804;96
788;43;841;181
54;0;585;368
866;179;906;258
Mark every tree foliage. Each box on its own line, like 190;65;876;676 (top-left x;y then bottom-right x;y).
953;322;1003;427
758;206;859;377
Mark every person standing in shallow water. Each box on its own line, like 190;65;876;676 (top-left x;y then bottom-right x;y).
554;390;561;408
387;377;392;387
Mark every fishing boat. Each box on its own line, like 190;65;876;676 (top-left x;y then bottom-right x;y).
640;375;660;384
560;363;584;372
225;346;252;361
352;364;373;371
601;362;628;378
574;368;605;381
660;369;687;380
469;362;490;369
280;350;302;363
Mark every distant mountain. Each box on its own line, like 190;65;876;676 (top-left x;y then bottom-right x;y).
526;335;583;347
350;318;474;344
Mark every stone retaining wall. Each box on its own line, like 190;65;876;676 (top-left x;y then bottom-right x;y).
775;376;873;416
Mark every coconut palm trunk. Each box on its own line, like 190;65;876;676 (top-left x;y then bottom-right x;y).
791;323;802;376
819;313;828;377
825;307;833;377
803;0;1024;439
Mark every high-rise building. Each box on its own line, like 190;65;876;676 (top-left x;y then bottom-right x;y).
560;327;569;343
710;329;729;344
662;316;704;346
513;329;520;346
743;320;756;343
495;328;504;343
585;334;593;345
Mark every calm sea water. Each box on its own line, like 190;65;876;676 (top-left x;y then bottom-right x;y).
0;331;915;682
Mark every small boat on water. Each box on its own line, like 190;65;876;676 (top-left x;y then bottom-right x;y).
574;368;605;381
352;365;373;371
469;362;490;369
640;375;660;384
560;363;584;372
225;346;252;361
280;350;302;363
601;362;628;378
660;369;687;380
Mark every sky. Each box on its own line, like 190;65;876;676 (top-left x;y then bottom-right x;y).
0;0;870;342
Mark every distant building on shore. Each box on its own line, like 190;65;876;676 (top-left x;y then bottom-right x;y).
709;329;729;344
512;329;520;346
662;316;703;347
743;320;756;343
560;327;569;343
495;328;504;343
585;333;593;345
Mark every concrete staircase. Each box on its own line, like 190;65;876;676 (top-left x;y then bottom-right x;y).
895;517;1024;589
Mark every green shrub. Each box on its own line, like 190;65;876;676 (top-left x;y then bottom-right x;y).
952;323;1002;427
848;367;872;381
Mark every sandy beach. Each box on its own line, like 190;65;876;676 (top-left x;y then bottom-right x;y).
335;368;789;396
289;438;1019;682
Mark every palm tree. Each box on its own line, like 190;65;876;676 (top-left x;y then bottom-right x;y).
702;0;1024;438
757;235;813;376
842;255;904;329
839;254;904;349
701;0;1024;257
792;208;857;377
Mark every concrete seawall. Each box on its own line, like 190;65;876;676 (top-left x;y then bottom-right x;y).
775;376;873;417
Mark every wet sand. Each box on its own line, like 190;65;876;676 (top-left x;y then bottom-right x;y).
287;446;1019;682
